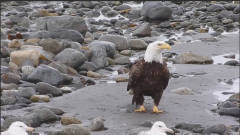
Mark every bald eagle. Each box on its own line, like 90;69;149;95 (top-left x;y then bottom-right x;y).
127;41;171;113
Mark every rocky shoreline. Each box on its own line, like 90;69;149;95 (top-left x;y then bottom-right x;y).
1;1;239;135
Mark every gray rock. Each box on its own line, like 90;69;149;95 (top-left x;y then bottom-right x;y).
141;1;172;21
106;10;119;17
1;72;21;84
81;1;98;8
101;6;112;14
207;4;225;12
90;117;105;131
233;5;240;14
1;90;18;105
99;34;128;51
114;56;130;65
132;23;151;37
218;101;237;108
28;31;52;39
63;124;90;135
127;9;141;19
202;124;227;135
25;108;58;127
27;64;72;86
36;15;88;36
113;4;131;11
224;3;237;11
224;60;239;66
18;87;36;99
49;29;84;43
37;106;64;115
39;39;64;54
1;82;18;90
78;61;98;71
36;82;63;97
128;39;147;50
218;107;240;117
9;16;30;28
173;53;213;64
2;116;24;130
55;48;87;69
48;61;69;74
175;123;205;133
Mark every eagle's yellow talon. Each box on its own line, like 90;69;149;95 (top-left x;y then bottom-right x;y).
153;105;163;113
135;105;146;112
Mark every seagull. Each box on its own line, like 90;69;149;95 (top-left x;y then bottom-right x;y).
1;121;34;135
138;121;174;135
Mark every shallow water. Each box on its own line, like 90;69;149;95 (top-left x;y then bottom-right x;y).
213;78;240;101
212;53;239;65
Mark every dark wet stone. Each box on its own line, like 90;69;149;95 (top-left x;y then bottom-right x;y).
207;4;225;12
141;1;172;21
1;72;21;84
78;61;98;72
132;23;151;37
55;48;87;69
175;123;205;133
36;82;63;97
18;87;36;99
224;60;240;66
202;124;227;135
27;64;73;86
36;15;88;36
218;107;240;117
139;121;153;127
24;108;58;127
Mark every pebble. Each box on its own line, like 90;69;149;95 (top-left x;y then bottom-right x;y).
30;95;50;102
61;116;81;125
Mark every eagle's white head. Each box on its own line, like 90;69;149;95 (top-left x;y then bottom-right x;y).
149;121;174;135
144;41;171;63
7;121;34;135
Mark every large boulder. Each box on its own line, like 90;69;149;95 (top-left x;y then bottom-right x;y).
49;29;84;43
89;40;116;69
55;48;87;69
132;23;151;37
36;15;88;36
62;124;90;135
39;39;64;54
99;35;128;51
173;53;213;64
207;4;225;12
35;82;63;97
24;108;58;127
128;39;147;50
27;64;72;86
141;1;172;21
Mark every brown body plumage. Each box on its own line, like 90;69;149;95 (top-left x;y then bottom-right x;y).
127;59;170;106
127;41;171;113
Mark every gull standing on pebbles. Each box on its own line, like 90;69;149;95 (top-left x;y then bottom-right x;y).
1;121;34;135
138;121;174;135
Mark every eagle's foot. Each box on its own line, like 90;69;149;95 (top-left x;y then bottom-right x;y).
135;105;146;112
152;105;163;113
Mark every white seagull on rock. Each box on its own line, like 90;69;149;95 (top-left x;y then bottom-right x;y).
138;121;174;135
1;121;34;135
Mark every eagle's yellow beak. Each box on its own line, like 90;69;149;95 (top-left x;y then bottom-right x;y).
159;43;171;50
26;127;35;132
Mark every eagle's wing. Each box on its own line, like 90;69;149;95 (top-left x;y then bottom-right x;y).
127;60;144;91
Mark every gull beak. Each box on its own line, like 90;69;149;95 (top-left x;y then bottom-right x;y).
26;127;35;132
165;128;174;134
159;43;171;50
